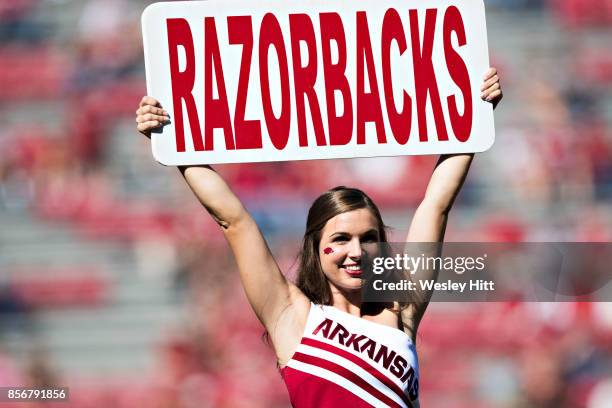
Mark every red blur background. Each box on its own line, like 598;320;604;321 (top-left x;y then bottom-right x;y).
1;0;612;407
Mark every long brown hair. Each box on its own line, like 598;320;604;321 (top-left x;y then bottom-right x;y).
296;186;387;305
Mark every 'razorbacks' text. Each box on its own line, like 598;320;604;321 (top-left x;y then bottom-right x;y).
167;7;472;153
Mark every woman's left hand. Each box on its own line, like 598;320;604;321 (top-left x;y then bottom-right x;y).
480;67;503;109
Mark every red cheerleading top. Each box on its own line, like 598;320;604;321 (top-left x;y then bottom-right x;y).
281;304;420;408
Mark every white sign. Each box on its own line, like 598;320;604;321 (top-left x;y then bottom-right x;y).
142;0;494;165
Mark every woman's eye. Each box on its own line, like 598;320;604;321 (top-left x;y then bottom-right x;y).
332;236;348;243
362;235;378;243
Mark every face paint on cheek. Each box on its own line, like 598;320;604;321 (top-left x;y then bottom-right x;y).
323;247;334;255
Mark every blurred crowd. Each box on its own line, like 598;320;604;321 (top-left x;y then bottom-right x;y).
1;0;611;407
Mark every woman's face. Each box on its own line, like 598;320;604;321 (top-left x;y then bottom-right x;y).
318;208;381;292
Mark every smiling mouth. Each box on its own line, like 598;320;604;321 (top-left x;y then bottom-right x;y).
342;265;362;277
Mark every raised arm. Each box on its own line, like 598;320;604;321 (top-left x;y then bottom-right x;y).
406;153;474;243
407;67;502;242
179;165;300;328
135;97;307;340
401;68;502;336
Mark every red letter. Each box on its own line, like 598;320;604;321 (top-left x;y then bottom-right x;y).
312;318;333;337
228;16;262;149
443;6;472;142
259;13;291;150
410;9;448;141
289;14;327;147
167;19;204;152
204;17;235;150
381;9;412;145
320;13;352;146
356;12;386;145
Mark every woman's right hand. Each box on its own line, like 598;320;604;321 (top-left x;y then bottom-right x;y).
136;96;170;138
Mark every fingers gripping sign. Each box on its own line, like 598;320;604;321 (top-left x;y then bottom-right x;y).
136;96;170;138
480;67;503;108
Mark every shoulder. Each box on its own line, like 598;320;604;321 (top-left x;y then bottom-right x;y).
274;283;311;336
270;284;312;367
398;303;421;343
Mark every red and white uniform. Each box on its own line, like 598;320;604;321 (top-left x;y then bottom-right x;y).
281;304;420;408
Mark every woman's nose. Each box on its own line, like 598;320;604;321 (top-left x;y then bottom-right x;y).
347;238;362;259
